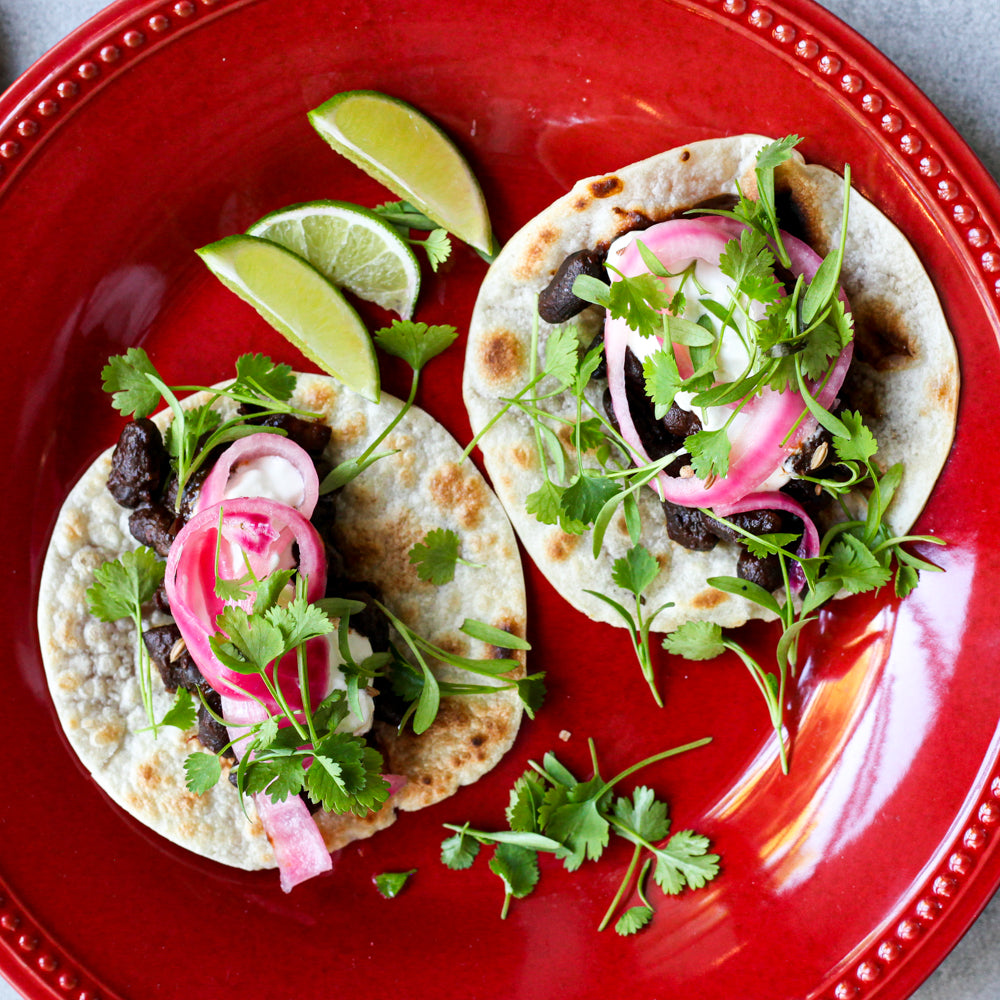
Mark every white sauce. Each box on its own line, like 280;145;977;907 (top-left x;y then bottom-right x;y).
221;455;304;574
324;629;376;736
224;455;304;508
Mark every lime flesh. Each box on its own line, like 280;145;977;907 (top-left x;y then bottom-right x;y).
308;90;493;255
247;200;420;319
196;234;380;402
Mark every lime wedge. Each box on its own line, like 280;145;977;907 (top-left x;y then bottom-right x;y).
247;200;420;319
308;90;493;255
196;234;379;402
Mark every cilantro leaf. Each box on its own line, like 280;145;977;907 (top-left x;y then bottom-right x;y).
418;229;452;270
86;547;165;621
612;544;660;598
651;830;721;894
560;471;619;526
233;353;295;400
489;842;540;917
616;905;654;936
374;320;457;371
243;749;306;802
507;771;547;832
184;751;223;794
409;527;462;585
825;534;892;593
643;348;682;419
160;688;197;731
542;324;581;389
833;410;878;463
685;425;731;481
101;348;162;417
441;827;480;869
607;272;674;337
613;786;670;844
305;736;388;815
374;870;416;899
662;620;726;660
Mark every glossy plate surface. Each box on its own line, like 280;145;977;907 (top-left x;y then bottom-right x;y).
3;1;999;998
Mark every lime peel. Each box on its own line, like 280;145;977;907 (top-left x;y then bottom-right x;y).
308;89;493;255
196;234;380;403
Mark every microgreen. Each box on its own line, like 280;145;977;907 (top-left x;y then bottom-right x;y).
376;601;543;733
584;544;673;707
440;737;717;928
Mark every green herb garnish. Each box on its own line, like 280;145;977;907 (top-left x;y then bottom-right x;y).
440;737;718;925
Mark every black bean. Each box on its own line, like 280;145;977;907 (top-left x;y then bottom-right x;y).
662;501;719;551
128;502;181;557
107;418;168;509
142;623;204;692
538;248;608;324
737;549;784;591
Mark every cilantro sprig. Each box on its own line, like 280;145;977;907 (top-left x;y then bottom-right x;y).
374;199;452;272
319;319;457;492
584;544;673;707
440;737;718;927
86;546;173;733
101;349;311;510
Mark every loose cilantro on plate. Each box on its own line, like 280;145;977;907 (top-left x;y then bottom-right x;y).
440;738;718;927
374;869;417;898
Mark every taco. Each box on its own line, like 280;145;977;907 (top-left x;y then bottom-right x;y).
38;365;528;889
463;134;958;634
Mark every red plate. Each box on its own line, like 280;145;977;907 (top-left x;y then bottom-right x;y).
2;1;998;998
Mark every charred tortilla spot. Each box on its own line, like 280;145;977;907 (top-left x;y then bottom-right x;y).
590;175;624;198
479;328;525;386
573;196;589;211
852;300;916;371
774;167;831;252
514;226;561;280
509;443;537;470
545;530;579;563
680;149;691;162
429;461;487;530
333;510;423;588
692;588;729;610
331;411;368;447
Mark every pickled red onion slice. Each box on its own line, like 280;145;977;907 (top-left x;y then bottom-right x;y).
197;433;319;518
222;694;333;892
714;490;820;591
603;217;852;508
164;496;330;708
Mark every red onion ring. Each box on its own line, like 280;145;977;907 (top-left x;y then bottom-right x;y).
197;432;319;518
164;497;330;708
603;217;852;508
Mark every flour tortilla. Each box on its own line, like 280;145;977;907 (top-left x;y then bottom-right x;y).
464;134;958;632
38;372;527;870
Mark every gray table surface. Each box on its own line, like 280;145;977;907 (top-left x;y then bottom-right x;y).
1;1;998;998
